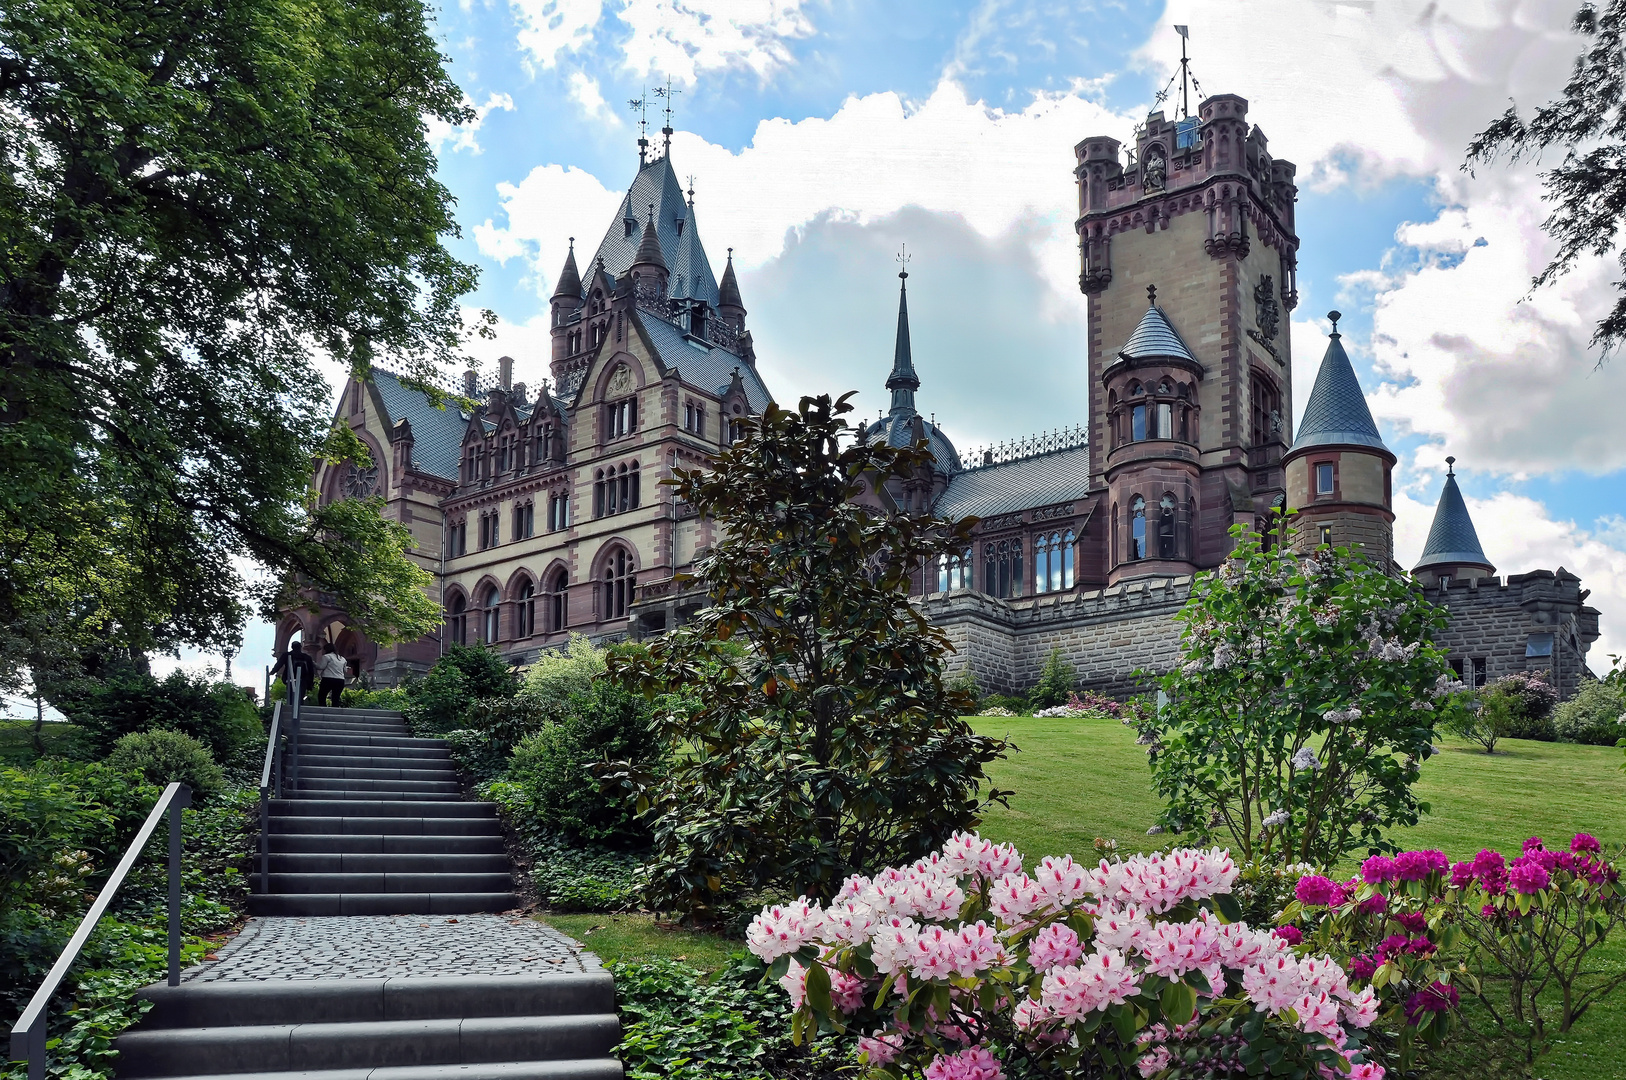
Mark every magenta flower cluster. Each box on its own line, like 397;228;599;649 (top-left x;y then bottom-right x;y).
1402;981;1460;1025
1446;835;1618;897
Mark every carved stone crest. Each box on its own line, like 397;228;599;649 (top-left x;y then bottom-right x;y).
1254;275;1280;341
607;364;633;395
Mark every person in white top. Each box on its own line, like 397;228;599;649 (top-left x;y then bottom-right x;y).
316;643;350;706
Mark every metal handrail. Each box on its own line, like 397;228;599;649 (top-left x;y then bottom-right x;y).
257;701;284;893
286;669;302;795
8;782;193;1080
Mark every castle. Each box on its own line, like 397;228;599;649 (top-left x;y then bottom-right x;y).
289;94;1602;698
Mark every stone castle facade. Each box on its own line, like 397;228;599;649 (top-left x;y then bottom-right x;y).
288;93;1602;698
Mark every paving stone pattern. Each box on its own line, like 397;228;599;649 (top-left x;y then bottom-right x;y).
182;915;601;982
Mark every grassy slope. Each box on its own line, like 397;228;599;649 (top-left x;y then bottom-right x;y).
0;719;90;766
969;714;1626;1080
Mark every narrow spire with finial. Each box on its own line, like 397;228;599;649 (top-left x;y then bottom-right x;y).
686;175;696;206
627;91;649;165
1328;309;1341;335
1446;455;1456;476
1147;283;1157;306
654;79;681;155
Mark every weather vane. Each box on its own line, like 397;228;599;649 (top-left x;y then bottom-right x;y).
653;78;682;155
627;89;649;164
896;243;910;279
686;174;696;205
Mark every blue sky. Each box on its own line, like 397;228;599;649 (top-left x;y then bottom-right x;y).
48;0;1619;710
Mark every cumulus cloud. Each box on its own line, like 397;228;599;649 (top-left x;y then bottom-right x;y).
617;0;813;85
473;163;625;288
568;72;619;123
426;92;516;157
510;0;603;70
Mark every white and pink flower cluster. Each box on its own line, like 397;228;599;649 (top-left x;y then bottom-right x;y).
746;834;1376;1080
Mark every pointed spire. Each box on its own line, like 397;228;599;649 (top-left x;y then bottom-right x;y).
1414;457;1495;575
718;248;744;314
886;266;919;415
632;203;667;273
552;237;582;300
1118;288;1196;363
1291;311;1388;453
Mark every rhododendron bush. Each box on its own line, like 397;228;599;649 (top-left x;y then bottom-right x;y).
1144;529;1450;867
748;833;1385;1079
1281;836;1625;1067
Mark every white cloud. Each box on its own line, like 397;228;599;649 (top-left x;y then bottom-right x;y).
510;0;603;70
1394;488;1626;664
616;0;813;85
568;72;619;123
426;92;516;157
474;163;625;290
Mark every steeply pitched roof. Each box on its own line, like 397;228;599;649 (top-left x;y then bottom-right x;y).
552;240;582;300
371;369;468;480
887;272;919;392
1291;331;1388;453
934;446;1092;520
632;208;667;271
637;314;773;412
587;156;718;304
1120;304;1197;363
1414;463;1494;573
717;250;743;311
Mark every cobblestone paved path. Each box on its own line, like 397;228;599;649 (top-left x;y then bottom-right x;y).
181;915;599;982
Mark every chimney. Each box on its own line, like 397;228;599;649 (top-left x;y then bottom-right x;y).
512;382;527;405
462;368;477;397
498;355;514;390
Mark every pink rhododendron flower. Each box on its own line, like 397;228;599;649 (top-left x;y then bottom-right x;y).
988;872;1044;924
1295;875;1337;906
1523;836;1546;855
923;1044;1005;1080
1136;1046;1173;1077
1358;892;1387;915
1037;855;1090;907
830;969;867;1014
1349;1065;1385;1079
1508;862;1551;894
1360;856;1398;885
1394;850;1446;881
1393;911;1427;934
955;921;1006;976
858;1031;903;1065
1572;832;1602;855
746;897;826;961
1449;861;1475;889
1295;990;1345;1039
868;915;918;975
833;874;871;904
823;899;878;945
1403;981;1460;1024
1028;923;1084;972
1095;903;1153;952
908;925;965;980
1346;954;1378;981
1341;985;1379;1027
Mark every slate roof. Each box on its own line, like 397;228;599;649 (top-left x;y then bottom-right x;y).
371;369;469;480
717;252;744;310
638;314;773;411
1291;332;1389;453
933;446;1092;520
1120;304;1197;362
587;156;719;305
864;412;963;473
552;242;582;300
887;274;919;391
1415;467;1495;573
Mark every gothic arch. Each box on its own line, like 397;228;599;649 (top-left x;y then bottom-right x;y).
589;352;650;402
503;568;537;601
321;430;388;505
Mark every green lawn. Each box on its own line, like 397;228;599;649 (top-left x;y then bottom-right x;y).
0;718;90;766
969;714;1626;1080
539;912;741;972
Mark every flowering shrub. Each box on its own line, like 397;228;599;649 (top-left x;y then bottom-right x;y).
1282;836;1625;1066
1033;691;1124;719
748;834;1384;1079
1144;528;1449;867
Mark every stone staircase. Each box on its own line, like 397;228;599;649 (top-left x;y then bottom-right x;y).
249;706;517;915
118;972;623;1080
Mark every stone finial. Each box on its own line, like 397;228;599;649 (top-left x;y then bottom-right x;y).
1147;283;1157;306
1328;309;1341;334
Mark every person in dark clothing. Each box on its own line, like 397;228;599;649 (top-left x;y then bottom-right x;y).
316;642;348;706
270;641;316;701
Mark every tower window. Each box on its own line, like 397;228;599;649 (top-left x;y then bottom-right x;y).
1130;496;1147;560
513;501;534;539
602;547;635;620
1131;405;1147;442
548;490;570;531
1319;524;1333;547
606;397;637;439
982;539;1023;599
547;569;568;633
482;585;500;643
447;594;466;646
1033;531;1076;594
1315;462;1335;496
1157;403;1172;439
1158;493;1177;559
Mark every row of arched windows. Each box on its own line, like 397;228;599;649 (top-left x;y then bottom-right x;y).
1113;493;1194;564
933;530;1079;598
463;421;563;484
445;544;639;645
594;462;640;517
1107;378;1196;449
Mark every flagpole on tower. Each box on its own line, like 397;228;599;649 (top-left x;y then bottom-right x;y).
1175;25;1191;118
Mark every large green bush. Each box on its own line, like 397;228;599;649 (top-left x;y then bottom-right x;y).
520;634;607;711
1;761;159;907
505;680;659;846
1027;648;1076;709
443;697;550;780
106;730;224;799
54;669;261;767
1552;679;1626;745
404;645;516;736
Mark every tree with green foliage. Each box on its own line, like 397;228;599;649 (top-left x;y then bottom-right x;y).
0;0;482;690
1147;529;1450;867
1466;1;1626;356
403;644;516;736
1027;648;1076;709
52;667;261;766
609;393;1009;922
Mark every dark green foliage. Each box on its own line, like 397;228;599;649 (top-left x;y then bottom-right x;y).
52;670;262;768
105;730;224;799
503;682;659;846
609;956;853;1080
1465;1;1626;355
1148;529;1449;867
443;697;551;781
341;686;410;710
1027;649;1076;709
499;834;645;912
1553;679;1626;745
0;760;159;907
980;694;1030;715
0;0;469;686
404;645;516;737
610;393;1009;921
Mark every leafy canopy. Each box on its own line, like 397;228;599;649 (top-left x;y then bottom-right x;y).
609;392;1009;921
1146;529;1449;867
1465;1;1626;357
0;0;479;686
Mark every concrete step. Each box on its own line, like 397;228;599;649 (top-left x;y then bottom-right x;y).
269;816;503;837
266;853;511;874
298;707;407;720
115;1064;622;1080
295;777;462;794
298;723;413;737
245;891;518;916
285;788;470;803
298;734;449;751
250;872;514;895
270;800;494;818
115;1014;618;1076
301;755;455;772
295;743;452;760
137;975;618;1028
269;834;507;855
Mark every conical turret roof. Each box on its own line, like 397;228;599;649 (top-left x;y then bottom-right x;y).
1414;460;1495;573
886;271;919;395
632;207;667;271
1291;316;1388;454
552;239;582;299
718;249;744;311
1119;299;1196;363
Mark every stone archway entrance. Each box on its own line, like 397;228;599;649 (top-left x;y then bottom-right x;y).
317;620;379;683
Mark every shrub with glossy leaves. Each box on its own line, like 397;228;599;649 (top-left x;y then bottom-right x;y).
106;729;224;798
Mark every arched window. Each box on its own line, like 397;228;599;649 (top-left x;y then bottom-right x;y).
547;569;568;633
1158;493;1178;559
482;586;500;643
593;469;605;518
983;538;1023;599
516;579;535;638
1034;534;1051;593
1130;496;1147;560
938;548;972;592
1131;402;1147;442
448;594;466;646
1062;529;1075;589
602;547;635;620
